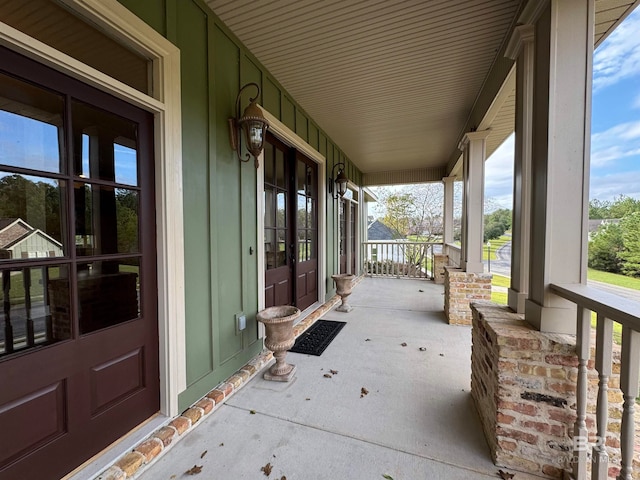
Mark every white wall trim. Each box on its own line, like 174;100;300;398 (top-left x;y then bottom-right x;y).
0;0;186;417
260;109;327;305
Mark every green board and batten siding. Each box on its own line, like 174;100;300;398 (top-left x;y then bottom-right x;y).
116;0;362;410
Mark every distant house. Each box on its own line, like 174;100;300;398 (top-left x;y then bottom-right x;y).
588;218;621;235
0;218;63;260
367;219;398;241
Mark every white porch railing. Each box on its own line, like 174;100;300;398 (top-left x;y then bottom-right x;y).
549;283;640;480
443;243;461;268
362;241;442;279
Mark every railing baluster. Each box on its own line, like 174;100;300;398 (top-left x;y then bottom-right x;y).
573;306;590;479
592;313;613;480
618;326;640;480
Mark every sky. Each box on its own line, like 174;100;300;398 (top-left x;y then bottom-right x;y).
485;7;640;210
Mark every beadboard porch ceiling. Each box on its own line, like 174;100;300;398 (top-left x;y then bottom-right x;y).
206;0;639;183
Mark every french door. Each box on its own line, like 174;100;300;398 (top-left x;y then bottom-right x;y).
264;134;318;311
0;47;158;480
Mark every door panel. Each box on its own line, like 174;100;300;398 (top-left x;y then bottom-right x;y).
294;153;318;310
339;199;347;274
0;47;158;480
351;203;357;274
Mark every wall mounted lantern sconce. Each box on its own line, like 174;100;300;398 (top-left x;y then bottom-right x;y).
329;162;349;199
228;82;269;168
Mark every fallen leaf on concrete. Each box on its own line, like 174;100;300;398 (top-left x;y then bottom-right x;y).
261;462;273;476
439;353;444;357
360;387;369;398
419;289;424;292
306;397;311;401
219;443;224;447
330;369;338;375
382;475;394;480
170;476;176;479
200;450;207;459
281;477;287;480
365;338;371;341
250;410;256;414
185;465;203;475
419;347;426;351
401;342;407;347
498;470;515;479
323;373;332;378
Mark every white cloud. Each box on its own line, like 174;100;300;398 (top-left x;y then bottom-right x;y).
593;8;640;91
590;171;640;201
634;92;640;109
485;133;515;207
591;120;640;167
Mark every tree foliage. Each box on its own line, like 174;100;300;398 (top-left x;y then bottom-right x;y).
484;208;512;242
588;222;624;273
619;212;640;277
589;195;640;219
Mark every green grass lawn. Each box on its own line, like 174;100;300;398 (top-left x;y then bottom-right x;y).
491;291;507;304
587;268;640;290
492;274;510;288
483;233;511;261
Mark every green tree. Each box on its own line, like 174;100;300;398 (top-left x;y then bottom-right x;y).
484;208;512;241
609;195;640;219
588;198;611;219
619;212;640;277
588;222;624;273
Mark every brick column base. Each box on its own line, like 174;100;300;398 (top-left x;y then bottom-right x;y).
470;303;636;479
444;266;491;325
433;254;448;284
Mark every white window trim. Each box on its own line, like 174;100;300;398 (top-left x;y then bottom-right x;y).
258;110;327;315
0;0;186;417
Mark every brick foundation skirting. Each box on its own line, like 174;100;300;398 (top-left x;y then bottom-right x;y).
94;281;353;480
444;266;492;325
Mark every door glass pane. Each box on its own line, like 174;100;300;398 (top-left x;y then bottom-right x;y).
298;230;307;262
74;183;139;256
264;188;275;228
265;229;276;270
0;72;64;174
276;192;286;228
276;229;287;267
1;264;70;357
297;194;307;229
0;173;66;261
72;100;139;186
77;258;140;334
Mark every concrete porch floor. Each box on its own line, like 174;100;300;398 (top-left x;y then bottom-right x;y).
138;278;544;480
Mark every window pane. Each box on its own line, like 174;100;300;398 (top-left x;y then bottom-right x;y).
0;173;65;261
1;264;70;357
77;258;140;334
74;183;139;255
73;101;139;186
0;72;64;173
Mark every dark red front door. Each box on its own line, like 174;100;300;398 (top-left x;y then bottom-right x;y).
0;47;158;480
264;134;318;310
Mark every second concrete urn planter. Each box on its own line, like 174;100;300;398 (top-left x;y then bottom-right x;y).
256;305;300;382
331;274;355;313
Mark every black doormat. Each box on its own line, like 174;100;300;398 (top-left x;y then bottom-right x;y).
289;320;346;356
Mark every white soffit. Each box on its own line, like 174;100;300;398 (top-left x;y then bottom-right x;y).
207;0;638;177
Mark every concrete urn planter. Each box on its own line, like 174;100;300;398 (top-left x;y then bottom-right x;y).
331;274;355;313
256;305;300;382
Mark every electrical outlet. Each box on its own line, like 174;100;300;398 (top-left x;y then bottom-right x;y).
235;313;246;335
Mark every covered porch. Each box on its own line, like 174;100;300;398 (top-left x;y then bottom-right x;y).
132;277;537;479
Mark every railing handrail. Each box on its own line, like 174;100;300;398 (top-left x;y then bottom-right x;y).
362;240;443;245
550;283;640;330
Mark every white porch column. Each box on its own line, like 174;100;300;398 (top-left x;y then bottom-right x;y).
459;131;490;273
524;0;594;333
505;25;535;314
442;176;456;245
